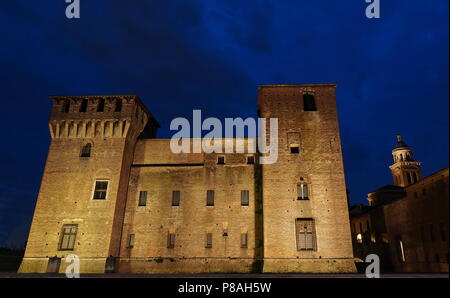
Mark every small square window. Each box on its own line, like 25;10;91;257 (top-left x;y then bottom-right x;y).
217;156;225;165
247;156;255;164
290;146;300;154
93;181;108;200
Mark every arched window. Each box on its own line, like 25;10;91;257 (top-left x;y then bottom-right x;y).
97;99;105;112
79;99;88;112
80;143;92;158
303;94;317;111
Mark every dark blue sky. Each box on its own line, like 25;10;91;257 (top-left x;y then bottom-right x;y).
0;1;448;248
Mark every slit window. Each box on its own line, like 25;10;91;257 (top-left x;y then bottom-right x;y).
205;233;213;248
207;190;215;206
296;219;316;251
241;233;248;248
59;224;78;251
167;233;175;248
241;190;249;206
303;94;317;111
172;191;180;206
297;183;309;200
138;191;147;206
93;180;108;200
128;234;135;248
396;235;406;262
80;143;91;158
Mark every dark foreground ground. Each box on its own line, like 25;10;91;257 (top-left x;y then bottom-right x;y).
0;273;448;278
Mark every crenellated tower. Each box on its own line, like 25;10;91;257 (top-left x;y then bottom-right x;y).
389;135;421;187
19;95;159;273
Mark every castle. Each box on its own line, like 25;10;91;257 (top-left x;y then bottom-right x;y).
19;84;356;273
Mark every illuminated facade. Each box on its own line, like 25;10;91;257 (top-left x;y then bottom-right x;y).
19;84;356;273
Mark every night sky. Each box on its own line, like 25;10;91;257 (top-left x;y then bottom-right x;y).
0;1;448;248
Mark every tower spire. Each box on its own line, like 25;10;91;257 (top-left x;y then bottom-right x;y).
389;135;421;186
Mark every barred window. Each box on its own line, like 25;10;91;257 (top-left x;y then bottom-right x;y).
172;191;180;206
241;233;248;248
207;190;214;206
167;233;175;248
80;143;91;158
138;191;147;206
93;180;108;200
297;183;309;200
241;190;249;206
205;233;213;248
295;219;316;251
59;224;78;251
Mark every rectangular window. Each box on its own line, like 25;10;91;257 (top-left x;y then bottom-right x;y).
297;183;309;200
167;233;175;248
79;99;88;112
241;233;248;248
59;224;78;251
128;234;135;248
207;190;215;206
217;156;225;165
303;94;317;111
172;191;180;206
138;191;147;206
241;190;249;206
295;219;316;251
247;156;255;164
205;233;213;248
93;180;108;200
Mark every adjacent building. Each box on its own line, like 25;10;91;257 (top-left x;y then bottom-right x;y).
350;136;449;273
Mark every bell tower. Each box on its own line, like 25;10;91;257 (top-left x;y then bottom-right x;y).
389;135;421;187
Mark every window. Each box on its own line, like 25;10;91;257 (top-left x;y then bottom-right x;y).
440;223;447;242
430;224;435;242
303;94;317;111
93;180;108;200
247;156;255;164
61;99;70;113
138;191;147;206
407;173;412;184
241;233;248;248
205;233;213;248
413;173;418;183
290;146;300;154
59;224;78;251
114;99;122;112
217;156;225;165
435;254;440;263
172;191;180;206
366;220;371;233
295;219;316;251
79;99;88;112
80;143;91;158
97;98;105;112
356;233;363;244
128;234;135;248
241;190;249;206
167;233;175;248
207;190;214;206
297;183;309;200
